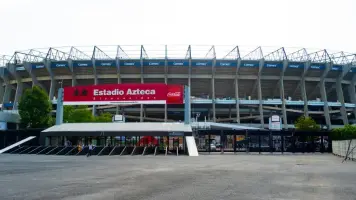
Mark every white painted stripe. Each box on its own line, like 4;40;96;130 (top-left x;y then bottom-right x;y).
185;136;199;156
0;136;36;154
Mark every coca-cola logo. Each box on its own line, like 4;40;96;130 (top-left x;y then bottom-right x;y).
167;92;181;97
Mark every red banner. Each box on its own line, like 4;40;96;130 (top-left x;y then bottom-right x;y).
63;83;183;105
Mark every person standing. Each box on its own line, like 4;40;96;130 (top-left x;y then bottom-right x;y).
87;143;93;157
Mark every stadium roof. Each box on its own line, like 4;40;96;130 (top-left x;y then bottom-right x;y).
42;122;192;134
1;45;355;66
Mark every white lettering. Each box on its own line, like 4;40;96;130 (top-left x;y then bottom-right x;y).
167;92;181;97
101;63;112;66
310;66;320;69
35;65;44;69
78;63;88;67
56;64;66;67
220;63;230;66
93;88;156;96
266;64;277;67
196;62;207;66
126;89;155;95
124;62;135;66
173;62;183;66
289;64;299;68
244;63;255;67
149;62;160;66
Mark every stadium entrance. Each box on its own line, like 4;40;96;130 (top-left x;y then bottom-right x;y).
46;83;199;156
39;122;192;156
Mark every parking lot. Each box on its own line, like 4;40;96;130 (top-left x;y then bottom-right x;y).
0;154;355;200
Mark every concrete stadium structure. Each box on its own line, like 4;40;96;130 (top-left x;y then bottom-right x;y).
0;45;356;130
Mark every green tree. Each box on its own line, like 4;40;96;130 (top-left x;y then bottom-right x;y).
95;112;113;122
63;105;94;123
295;116;320;131
18;86;52;128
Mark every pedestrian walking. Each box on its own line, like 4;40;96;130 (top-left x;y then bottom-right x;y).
87;143;93;157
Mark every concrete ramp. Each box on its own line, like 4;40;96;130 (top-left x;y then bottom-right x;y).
0;136;37;154
185;136;199;156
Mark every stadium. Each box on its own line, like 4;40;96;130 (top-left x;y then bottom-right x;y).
0;45;356;132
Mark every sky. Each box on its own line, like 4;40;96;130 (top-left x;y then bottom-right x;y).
0;0;355;59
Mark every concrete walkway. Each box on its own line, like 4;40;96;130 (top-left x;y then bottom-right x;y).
0;154;355;200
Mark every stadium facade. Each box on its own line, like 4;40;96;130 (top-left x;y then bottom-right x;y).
0;45;356;130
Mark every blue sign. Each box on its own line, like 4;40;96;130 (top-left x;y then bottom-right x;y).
264;62;283;68
240;61;259;68
143;60;165;66
15;66;26;71
3;103;13;108
216;60;237;67
167;60;189;67
350;68;356;73
169;132;184;137
31;63;45;69
119;60;141;67
51;61;68;68
95;60;116;67
331;65;343;71
72;60;93;68
309;63;325;70
288;62;304;69
191;60;212;67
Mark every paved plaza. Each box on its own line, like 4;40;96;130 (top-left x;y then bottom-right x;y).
0;154;355;200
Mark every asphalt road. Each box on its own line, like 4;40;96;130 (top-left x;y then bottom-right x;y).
0;154;355;200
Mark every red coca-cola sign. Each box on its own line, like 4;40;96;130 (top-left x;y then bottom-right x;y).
166;84;184;104
63;83;183;105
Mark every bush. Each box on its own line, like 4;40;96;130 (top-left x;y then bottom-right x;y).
331;125;356;140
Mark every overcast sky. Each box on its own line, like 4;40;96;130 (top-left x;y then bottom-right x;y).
0;0;355;58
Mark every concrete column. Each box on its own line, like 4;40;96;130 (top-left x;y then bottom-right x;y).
348;80;356;118
212;59;216;122
13;82;23;110
235;59;241;124
257;77;264;128
164;56;168;122
49;78;56;101
0;80;4;104
55;88;64;125
92;59;98;117
280;77;287;129
336;80;348;125
235;77;240;123
300;79;309;117
188;57;191;123
140;58;144;122
184;86;191;124
320;79;331;129
2;83;11;105
116;57;121;117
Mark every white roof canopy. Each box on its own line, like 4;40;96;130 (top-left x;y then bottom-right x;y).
42;122;192;133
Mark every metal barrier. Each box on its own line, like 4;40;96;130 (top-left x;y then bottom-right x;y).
46;146;59;155
28;146;42;154
130;146;137;156
18;146;33;154
37;146;51;154
120;146;127;156
154;146;158;156
65;147;76;155
109;145;118;156
142;146;147;156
